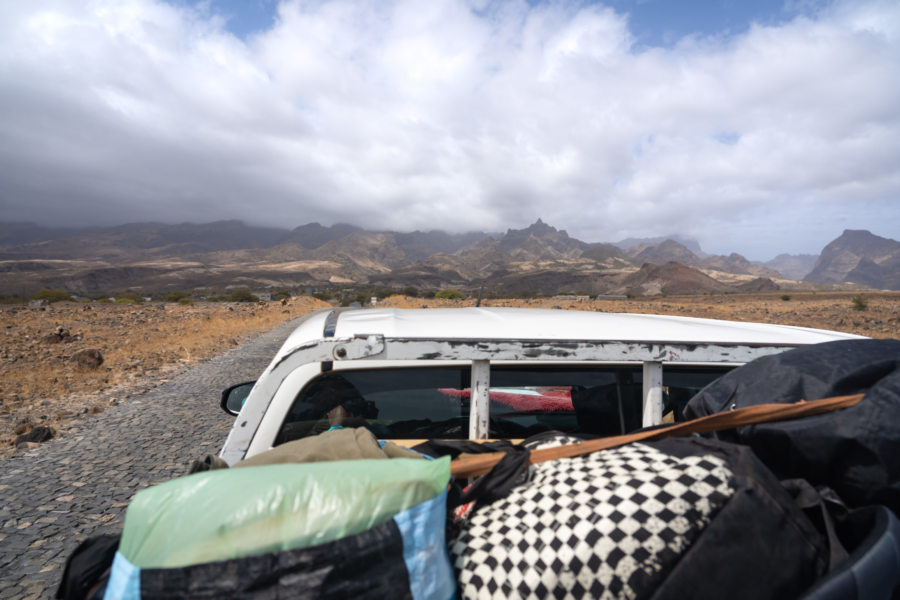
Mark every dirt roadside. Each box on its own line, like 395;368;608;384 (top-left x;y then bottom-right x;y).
1;291;897;459
0;296;330;459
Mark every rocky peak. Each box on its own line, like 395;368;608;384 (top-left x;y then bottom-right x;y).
628;239;701;267
280;222;363;249
702;252;781;278
805;230;900;288
830;230;899;256
505;219;567;240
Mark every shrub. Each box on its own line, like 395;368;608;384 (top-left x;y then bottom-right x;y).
114;292;144;305
116;292;144;304
227;289;259;303
273;290;292;301
32;289;72;303
177;296;193;305
780;294;791;301
402;287;419;298
312;292;332;301
164;290;190;302
851;295;868;311
435;289;463;300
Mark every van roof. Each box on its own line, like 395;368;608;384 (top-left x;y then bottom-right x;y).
275;307;862;362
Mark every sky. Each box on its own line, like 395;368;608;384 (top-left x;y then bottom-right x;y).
0;0;898;260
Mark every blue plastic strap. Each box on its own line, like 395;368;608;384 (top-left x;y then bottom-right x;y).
103;552;141;600
393;488;456;600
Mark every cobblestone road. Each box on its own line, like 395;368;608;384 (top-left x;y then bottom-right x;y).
0;318;303;599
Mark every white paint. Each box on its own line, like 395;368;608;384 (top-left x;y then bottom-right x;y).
470;360;491;440
642;361;664;428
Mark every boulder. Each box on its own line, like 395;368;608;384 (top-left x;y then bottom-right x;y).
41;328;71;344
15;425;55;446
72;348;104;369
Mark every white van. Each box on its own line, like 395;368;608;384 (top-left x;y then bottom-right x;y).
218;307;862;465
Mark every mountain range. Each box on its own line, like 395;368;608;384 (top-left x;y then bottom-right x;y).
1;220;897;296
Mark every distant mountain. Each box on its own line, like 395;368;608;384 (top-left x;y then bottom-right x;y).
371;260;471;289
700;253;782;278
0;220;285;261
278;223;363;249
623;241;782;279
626;240;702;267
614;235;706;257
453;219;587;274
843;257;900;290
310;231;411;271
618;262;730;296
761;254;818;281
0;222;85;246
392;230;490;262
109;221;286;252
805;230;900;290
0;219;892;296
733;277;780;292
580;243;634;268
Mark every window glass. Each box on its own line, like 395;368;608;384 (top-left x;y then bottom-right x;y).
488;366;630;437
274;367;469;445
273;365;733;445
662;368;730;422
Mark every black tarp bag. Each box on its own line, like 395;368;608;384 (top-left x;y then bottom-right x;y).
56;534;119;600
684;338;900;515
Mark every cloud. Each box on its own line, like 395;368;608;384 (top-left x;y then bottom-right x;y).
0;0;897;258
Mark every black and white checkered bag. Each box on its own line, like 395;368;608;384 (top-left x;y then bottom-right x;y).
449;435;828;599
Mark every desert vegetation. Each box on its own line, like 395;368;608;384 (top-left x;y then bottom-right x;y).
1;290;897;458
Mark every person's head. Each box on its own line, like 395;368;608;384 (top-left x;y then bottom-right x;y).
304;375;366;414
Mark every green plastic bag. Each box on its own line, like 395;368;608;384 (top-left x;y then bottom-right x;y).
118;456;450;568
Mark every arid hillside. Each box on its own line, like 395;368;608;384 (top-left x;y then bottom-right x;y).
2;291;897;458
6;220;899;295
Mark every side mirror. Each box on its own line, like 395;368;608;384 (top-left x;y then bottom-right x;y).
221;381;256;416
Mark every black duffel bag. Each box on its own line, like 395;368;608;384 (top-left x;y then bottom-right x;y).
685;338;900;515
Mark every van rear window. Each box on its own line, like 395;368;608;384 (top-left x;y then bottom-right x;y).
273;365;731;445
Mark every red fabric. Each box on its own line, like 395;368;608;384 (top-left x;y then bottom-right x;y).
438;388;573;412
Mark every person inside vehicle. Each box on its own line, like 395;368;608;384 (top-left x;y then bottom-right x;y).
275;374;378;443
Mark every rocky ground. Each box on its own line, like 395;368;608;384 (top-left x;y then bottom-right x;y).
1;291;897;459
0;317;305;599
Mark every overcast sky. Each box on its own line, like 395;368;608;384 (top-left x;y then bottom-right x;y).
1;0;898;260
